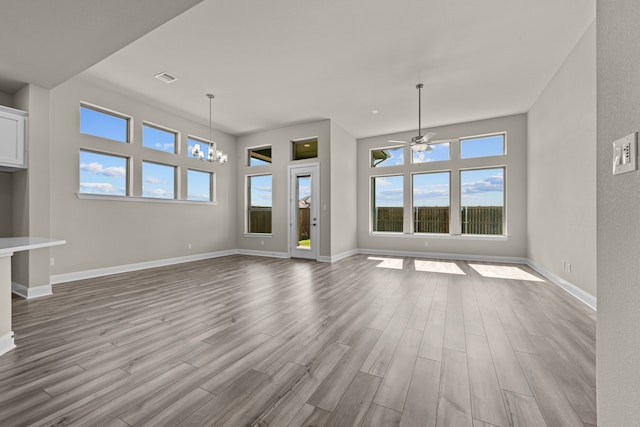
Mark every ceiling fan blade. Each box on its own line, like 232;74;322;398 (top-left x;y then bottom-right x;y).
388;140;410;144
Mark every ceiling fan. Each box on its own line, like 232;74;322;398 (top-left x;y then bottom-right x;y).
388;83;436;152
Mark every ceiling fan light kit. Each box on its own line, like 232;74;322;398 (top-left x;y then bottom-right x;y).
389;83;437;152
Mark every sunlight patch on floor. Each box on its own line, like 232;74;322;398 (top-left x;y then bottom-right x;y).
368;256;404;269
414;260;466;275
469;264;545;281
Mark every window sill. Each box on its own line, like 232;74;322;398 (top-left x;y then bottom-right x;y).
77;193;216;205
243;233;273;238
369;232;508;241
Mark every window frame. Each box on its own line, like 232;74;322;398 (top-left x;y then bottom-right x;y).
411;170;451;235
80;103;132;143
245;173;273;235
459;166;506;236
370;144;405;168
141;160;177;200
142;121;179;154
459;132;506;160
292;137;318;161
187;168;213;202
370;174;405;234
78;149;130;197
248;145;273;166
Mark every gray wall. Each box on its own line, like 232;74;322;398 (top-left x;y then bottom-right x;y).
597;1;640;424
330;122;358;257
357;114;527;259
527;22;596;297
48;76;237;275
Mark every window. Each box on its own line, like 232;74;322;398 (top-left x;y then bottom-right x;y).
249;146;272;166
187;136;209;160
460;168;504;235
247;174;272;233
412;141;450;164
80;105;129;143
371;146;404;167
143;123;177;153
79;150;128;196
142;161;175;199
460;134;505;159
371;175;403;232
413;172;450;233
292;138;318;160
187;170;212;201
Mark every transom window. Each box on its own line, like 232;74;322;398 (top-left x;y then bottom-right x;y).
80;105;129;143
371;146;404;167
412;141;450;164
249;146;272;166
460;134;505;159
143;123;177;153
292;138;318;160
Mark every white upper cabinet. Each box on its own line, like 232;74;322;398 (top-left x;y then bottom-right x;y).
0;105;28;171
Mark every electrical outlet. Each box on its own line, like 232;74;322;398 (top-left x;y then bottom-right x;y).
613;132;637;175
424;241;429;247
187;243;192;250
260;240;265;246
50;258;55;266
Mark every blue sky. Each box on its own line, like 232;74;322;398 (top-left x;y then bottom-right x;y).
250;175;272;207
374;168;504;207
460;134;504;159
142;162;175;199
413;142;450;163
80;106;128;142
79;151;127;195
372;146;404;167
461;168;504;206
143;125;176;153
188;170;212;201
413;172;450;207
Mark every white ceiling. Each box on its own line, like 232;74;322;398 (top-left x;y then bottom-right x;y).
0;0;204;93
8;0;595;139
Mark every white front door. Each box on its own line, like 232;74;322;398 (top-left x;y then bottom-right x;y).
289;164;319;260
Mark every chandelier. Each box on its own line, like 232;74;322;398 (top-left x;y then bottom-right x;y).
191;93;228;164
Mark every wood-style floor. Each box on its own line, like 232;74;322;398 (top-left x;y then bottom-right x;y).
0;255;596;426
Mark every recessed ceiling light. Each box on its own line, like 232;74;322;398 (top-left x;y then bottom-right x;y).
154;72;177;84
371;110;379;114
304;143;311;147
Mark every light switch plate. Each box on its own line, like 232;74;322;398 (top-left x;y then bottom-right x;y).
612;132;637;175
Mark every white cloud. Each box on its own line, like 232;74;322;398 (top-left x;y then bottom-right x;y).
80;182;120;194
145;176;161;184
144;188;169;197
254;185;272;192
80;162;126;177
155;142;175;151
462;174;503;194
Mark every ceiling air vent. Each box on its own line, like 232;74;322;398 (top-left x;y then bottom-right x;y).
154;72;177;84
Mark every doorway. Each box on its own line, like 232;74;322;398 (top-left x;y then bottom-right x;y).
289;164;319;260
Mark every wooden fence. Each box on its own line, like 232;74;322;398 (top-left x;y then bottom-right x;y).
374;206;503;235
248;207;311;240
248;207;272;234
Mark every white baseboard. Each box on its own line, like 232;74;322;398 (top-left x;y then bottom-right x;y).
318;248;359;263
236;249;289;259
356;248;528;265
0;331;15;356
11;281;53;299
50;249;237;285
526;260;597;311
